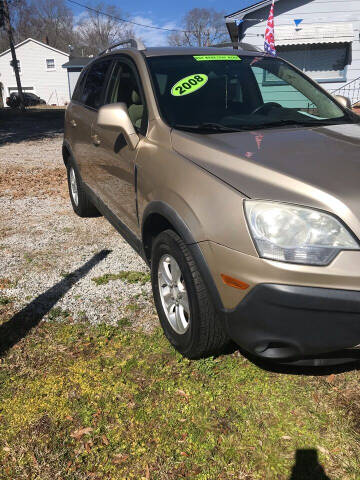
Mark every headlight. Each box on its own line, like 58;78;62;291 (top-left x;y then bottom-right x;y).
244;200;359;266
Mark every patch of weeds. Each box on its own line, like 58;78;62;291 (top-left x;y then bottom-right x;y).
48;307;71;321
92;270;150;286
24;253;34;263
0;277;17;289
117;317;131;328
194;357;219;377
0;296;15;306
77;310;87;321
126;303;141;312
60;272;76;280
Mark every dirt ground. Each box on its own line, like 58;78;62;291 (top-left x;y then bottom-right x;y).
0;108;156;332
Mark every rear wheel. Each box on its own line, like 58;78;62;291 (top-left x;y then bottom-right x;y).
66;159;100;217
151;229;230;359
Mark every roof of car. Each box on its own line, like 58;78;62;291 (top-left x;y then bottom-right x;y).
141;47;263;57
97;46;265;60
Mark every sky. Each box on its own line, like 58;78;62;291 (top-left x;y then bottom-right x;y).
68;0;252;46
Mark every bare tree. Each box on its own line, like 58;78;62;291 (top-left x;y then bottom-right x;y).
0;0;25;51
76;3;133;56
0;0;76;53
168;8;227;47
28;0;75;51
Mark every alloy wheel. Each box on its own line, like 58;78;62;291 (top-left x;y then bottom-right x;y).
69;167;79;206
158;254;190;334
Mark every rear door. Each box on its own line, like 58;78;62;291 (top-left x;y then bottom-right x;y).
66;58;112;195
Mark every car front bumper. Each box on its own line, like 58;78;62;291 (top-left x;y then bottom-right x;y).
198;241;360;361
223;283;360;360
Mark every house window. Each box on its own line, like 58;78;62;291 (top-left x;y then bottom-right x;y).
277;44;349;83
10;59;20;73
46;59;55;70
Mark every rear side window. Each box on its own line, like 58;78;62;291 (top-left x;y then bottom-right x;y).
81;59;112;109
72;69;87;102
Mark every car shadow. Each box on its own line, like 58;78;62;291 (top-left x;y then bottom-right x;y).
0;108;65;145
0;249;111;356
289;449;331;479
237;347;360;376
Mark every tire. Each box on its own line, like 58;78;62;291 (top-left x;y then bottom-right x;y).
151;229;231;359
66;158;100;218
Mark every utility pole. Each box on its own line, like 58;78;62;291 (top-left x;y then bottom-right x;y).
1;0;25;111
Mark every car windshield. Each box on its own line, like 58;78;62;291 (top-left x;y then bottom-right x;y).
146;54;356;132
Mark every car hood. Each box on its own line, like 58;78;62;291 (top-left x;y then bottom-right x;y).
171;123;360;238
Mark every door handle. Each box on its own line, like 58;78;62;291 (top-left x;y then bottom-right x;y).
70;119;77;128
91;134;101;146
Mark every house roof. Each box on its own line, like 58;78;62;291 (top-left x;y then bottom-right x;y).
226;0;279;20
0;38;69;58
62;57;92;68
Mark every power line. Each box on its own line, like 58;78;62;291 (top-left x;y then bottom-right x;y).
66;0;189;33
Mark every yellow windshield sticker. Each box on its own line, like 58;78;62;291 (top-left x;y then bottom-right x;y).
193;55;241;61
171;74;208;97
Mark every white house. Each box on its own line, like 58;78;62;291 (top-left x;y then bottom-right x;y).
225;0;360;104
0;38;70;106
62;57;91;99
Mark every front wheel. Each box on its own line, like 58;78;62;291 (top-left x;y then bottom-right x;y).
151;230;230;359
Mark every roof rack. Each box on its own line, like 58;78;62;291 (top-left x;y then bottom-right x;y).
98;38;146;56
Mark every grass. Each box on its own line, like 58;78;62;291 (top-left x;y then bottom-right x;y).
48;307;71;321
0;318;359;479
0;296;14;306
92;271;151;286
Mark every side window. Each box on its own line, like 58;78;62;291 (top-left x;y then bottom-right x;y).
105;60;148;132
81;59;112;109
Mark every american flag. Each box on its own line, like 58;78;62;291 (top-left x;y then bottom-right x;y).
264;0;276;56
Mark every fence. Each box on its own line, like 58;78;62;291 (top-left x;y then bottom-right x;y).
332;76;360;106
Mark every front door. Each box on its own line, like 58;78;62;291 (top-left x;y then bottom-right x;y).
90;58;148;236
69;58;113;196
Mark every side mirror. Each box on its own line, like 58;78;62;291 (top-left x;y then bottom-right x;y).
97;102;139;150
334;95;352;110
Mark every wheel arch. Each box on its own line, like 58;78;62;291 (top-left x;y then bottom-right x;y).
141;201;224;311
62;141;72;167
141;201;195;262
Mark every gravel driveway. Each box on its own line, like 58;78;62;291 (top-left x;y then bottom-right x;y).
0;110;157;332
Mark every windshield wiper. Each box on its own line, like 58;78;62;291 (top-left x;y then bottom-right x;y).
237;119;350;130
172;123;243;133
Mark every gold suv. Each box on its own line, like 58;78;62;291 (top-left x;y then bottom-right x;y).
63;39;360;365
